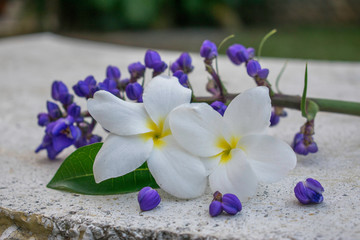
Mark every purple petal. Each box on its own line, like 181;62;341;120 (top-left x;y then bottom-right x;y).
258;68;269;79
52;134;73;152
138;187;161;211
222;193;242;215
246;60;261;77
294;182;312;204
305;178;324;194
209;201;223;217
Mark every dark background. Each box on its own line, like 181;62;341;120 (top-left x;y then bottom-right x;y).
0;0;359;61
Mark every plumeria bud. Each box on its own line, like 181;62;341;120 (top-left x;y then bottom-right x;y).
227;44;248;65
126;82;143;101
221;193;242;215
294;178;324;204
173;70;188;87
138;187;161;211
209;201;222;217
210;101;227;116
200;40;218;60
128;62;146;81
106;65;121;81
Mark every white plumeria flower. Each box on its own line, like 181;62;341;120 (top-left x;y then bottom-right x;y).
87;75;207;199
169;86;297;202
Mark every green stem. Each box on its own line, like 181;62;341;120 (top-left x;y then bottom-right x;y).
195;93;360;116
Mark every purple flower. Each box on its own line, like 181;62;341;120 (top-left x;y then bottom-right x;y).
144;50;167;74
294;178;324;204
209;201;222;217
221;193;242;215
106;65;121;81
125;82;143;102
209;191;242;217
138;187;161;211
246;60;269;79
227;44;249;65
128;62;146;81
292;120;318;155
200;40;218;60
98;78;120;96
73;75;98;98
37;113;50;126
270;108;287;127
210;101;227;116
171;52;194;74
67;103;83;123
173;70;188;87
51;81;73;106
37;101;62;127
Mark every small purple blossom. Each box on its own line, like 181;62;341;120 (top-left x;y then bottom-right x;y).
294;178;324;204
200;40;218;60
106;65;121;81
173;70;188;87
125;82;143;102
73;75;98;98
138;187;161;211
222;193;242;215
144;50;167;75
98;78;120;96
292;120;318;155
270;108;287;127
210;101;227;116
51;81;74;106
227;44;253;65
209;191;242;217
246;60;269;79
128;62;146;81
171;52;194;74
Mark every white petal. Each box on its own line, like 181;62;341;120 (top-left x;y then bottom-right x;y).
88;91;150;135
209;149;258;202
143;75;191;125
93;134;153;183
239;134;297;182
223;86;271;136
169;103;225;157
147;136;207;199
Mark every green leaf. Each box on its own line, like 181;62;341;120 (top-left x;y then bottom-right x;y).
301;63;308;118
258;29;277;61
218;34;235;51
275;60;288;94
47;143;159;195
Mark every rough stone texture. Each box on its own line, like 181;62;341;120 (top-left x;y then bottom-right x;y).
0;33;360;239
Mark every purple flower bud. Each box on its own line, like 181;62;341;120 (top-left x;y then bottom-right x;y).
125;82;143;101
138;187;161;211
270;111;280;126
210;101;227;116
173;70;188;87
209;201;223;217
51;81;73;106
37;113;50;126
200;40;218;60
227;44;248;65
46;101;61;119
171;52;194;73
307;141;318;153
128;62;146;80
247;47;255;59
106;65;121;81
221;193;242;215
98;78;120;96
246;60;261;77
294;178;324;204
258;68;269;79
73;75;97;98
151;61;168;73
119;78;130;89
67;103;83;123
144;50;167;74
293;141;309;155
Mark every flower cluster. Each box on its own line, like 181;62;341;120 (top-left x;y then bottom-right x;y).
292;120;318;155
209;191;242;217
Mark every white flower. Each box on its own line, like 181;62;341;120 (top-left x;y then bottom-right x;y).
87;76;207;198
169;86;297;202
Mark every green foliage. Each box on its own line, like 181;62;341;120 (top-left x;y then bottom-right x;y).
47;143;159;195
301;64;319;121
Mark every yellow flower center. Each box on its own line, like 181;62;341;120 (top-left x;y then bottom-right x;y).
216;136;241;164
141;118;171;149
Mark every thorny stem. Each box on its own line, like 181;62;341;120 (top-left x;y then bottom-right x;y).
196;93;360;117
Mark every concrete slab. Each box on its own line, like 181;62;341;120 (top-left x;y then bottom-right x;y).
0;33;360;239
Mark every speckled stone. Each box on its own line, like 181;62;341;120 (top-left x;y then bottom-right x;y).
0;33;360;239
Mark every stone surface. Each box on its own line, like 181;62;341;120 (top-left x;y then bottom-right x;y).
0;33;360;239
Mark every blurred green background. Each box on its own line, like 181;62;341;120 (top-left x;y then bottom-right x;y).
0;0;359;61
